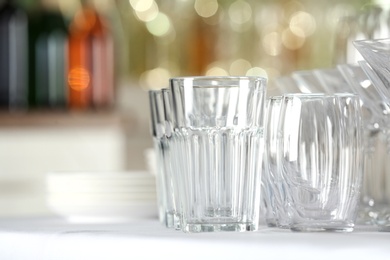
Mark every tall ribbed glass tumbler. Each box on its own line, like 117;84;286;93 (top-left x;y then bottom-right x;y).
149;90;178;228
170;76;267;233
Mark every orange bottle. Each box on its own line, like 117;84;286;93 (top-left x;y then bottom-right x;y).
67;2;113;109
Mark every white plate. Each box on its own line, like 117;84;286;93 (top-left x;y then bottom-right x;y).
48;201;158;223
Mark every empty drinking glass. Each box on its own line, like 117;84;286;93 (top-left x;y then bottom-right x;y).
338;63;389;226
277;93;363;232
262;96;291;228
148;90;166;225
148;90;178;229
354;39;390;228
170;76;267;233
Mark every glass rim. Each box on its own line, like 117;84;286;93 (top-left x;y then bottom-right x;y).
169;76;267;82
267;95;282;100
148;88;169;93
354;38;390;45
283;93;358;98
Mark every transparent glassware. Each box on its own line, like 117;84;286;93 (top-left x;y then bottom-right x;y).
170;76;267;233
352;38;390;228
262;96;291;228
274;76;302;94
148;90;178;229
260;97;279;227
354;39;390;106
161;89;181;230
148;90;166;225
277;93;363;232
312;68;351;94
291;71;327;94
308;64;390;227
338;63;390;226
338;63;389;120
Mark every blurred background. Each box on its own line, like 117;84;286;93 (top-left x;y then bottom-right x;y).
0;0;388;218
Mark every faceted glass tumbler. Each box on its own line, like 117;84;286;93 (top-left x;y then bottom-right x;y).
277;93;363;232
170;76;267;233
148;90;178;229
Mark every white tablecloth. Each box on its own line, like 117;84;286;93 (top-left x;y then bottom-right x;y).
0;217;389;260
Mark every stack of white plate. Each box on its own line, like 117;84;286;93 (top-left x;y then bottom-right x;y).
46;171;158;223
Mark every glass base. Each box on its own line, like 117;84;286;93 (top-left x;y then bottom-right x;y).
356;205;390;227
375;210;390;228
182;222;258;233
356;206;380;225
158;208;165;225
265;218;277;227
290;222;354;232
165;211;181;230
276;223;290;229
275;218;291;229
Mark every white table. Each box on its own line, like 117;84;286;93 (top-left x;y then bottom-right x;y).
0;217;389;260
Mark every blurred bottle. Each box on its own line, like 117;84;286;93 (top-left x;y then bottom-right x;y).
0;0;28;110
67;0;114;110
28;0;68;108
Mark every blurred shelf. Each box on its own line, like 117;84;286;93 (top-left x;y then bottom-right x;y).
0;110;135;128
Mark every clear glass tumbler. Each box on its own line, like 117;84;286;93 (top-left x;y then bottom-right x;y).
263;96;291;228
277;93;363;232
148;90;178;229
170;76;267;233
338;63;389;226
148;90;166;225
161;88;181;229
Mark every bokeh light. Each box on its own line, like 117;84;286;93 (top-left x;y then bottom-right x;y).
206;62;229;76
262;31;282;56
194;0;219;18
246;67;268;78
129;0;154;12
134;1;159;22
229;59;251;75
146;12;171;37
282;28;305;50
289;11;316;37
139;67;171;90
228;0;252;25
281;0;304;22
